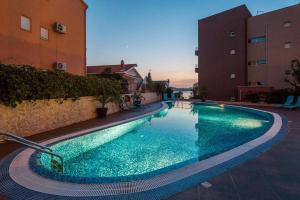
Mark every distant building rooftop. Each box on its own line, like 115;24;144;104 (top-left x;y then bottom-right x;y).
87;60;137;75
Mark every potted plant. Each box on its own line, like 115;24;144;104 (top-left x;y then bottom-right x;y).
95;79;120;118
132;91;145;108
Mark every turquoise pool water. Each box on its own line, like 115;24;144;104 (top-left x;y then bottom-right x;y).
34;103;273;182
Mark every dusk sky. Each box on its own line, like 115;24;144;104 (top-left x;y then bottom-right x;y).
85;0;299;87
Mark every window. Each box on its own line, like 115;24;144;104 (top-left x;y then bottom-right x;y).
230;73;236;79
284;42;291;49
283;21;292;28
257;59;267;65
248;36;266;44
248;61;257;66
229;32;236;37
20;16;31;31
40;27;49;40
230;49;236;55
248;59;266;66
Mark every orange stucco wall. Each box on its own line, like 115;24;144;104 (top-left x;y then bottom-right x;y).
0;0;87;76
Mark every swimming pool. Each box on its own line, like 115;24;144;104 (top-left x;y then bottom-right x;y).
5;102;286;199
30;102;274;183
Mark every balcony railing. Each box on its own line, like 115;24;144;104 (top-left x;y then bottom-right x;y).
195;47;198;56
195;64;199;73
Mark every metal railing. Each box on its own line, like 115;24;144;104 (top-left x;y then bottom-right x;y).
0;131;64;173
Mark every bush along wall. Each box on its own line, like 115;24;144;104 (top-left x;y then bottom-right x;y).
0;64;121;107
244;88;298;104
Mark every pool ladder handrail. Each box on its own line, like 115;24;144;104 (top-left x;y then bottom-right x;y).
0;131;64;173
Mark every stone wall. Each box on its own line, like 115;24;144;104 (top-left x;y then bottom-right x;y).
141;92;161;104
0;93;161;137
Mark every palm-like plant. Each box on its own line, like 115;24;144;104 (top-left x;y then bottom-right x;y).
95;78;121;117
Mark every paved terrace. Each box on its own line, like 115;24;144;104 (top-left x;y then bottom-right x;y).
0;102;299;200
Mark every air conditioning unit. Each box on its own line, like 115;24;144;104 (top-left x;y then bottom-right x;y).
54;22;67;34
55;62;67;71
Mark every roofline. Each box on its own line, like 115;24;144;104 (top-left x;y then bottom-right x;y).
87;64;138;68
80;0;88;9
119;72;143;80
124;67;143;79
249;3;299;19
198;4;251;22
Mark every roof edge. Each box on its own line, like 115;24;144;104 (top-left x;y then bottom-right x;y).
250;3;299;18
198;4;251;22
87;64;138;68
80;0;88;9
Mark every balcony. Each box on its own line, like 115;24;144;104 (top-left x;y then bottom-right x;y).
195;64;199;73
195;47;198;56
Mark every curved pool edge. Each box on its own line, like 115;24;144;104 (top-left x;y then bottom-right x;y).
3;104;288;200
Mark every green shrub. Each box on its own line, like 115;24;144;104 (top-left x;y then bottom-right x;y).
244;89;296;104
89;72;129;94
265;89;294;104
245;92;260;103
94;78;121;108
0;64;121;107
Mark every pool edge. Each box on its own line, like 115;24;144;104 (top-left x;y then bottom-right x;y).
3;103;288;199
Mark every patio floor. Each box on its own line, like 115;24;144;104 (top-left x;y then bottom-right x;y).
168;106;300;200
0;103;299;200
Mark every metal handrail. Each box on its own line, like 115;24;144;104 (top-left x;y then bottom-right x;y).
1;132;52;152
0;132;64;172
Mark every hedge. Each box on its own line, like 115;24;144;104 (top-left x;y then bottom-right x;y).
244;88;298;104
0;64;121;107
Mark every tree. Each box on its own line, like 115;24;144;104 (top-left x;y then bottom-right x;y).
198;86;208;102
145;72;153;91
285;59;300;92
95;79;121;109
166;87;173;98
90;69;129;94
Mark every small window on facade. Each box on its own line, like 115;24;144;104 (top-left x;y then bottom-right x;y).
230;73;236;79
40;27;49;40
284;42;291;48
283;21;292;27
248;61;257;66
257;59;267;65
21;16;31;31
230;32;236;37
230;49;236;55
248;36;266;44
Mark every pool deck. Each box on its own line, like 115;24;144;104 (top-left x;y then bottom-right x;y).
169;106;300;200
0;102;299;200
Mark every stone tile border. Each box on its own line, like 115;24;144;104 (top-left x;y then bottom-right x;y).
8;103;283;198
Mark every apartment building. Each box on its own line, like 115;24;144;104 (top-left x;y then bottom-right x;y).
195;4;300;101
0;0;88;76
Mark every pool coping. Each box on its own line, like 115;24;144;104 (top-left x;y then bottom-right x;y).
7;103;285;198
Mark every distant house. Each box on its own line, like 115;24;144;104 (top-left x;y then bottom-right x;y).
87;60;143;93
141;77;170;93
